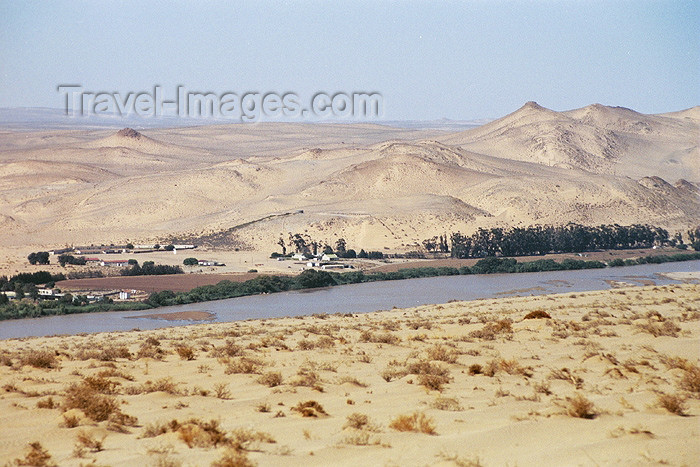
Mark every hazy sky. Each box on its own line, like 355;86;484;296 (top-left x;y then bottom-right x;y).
0;0;698;120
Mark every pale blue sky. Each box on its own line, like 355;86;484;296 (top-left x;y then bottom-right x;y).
0;0;698;120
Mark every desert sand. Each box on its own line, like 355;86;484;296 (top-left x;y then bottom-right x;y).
1;284;698;466
0;102;698;272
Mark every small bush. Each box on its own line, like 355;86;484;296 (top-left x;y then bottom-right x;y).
430;397;463;411
175;345;196;361
389;412;436;434
11;441;56;467
524;310;552;319
211;449;255;467
567;393;596;419
20;350;58;369
75;430;105;452
291;400;327;417
36;397;57;409
224;357;265;375
63;382;120;422
468;364;483;375
214;382;231;399
679;364;700;393
426;344;458;363
343;413;369;430
257;371;283;387
657;393;688;416
469;319;513;340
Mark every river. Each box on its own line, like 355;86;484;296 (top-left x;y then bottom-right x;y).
1;260;698;339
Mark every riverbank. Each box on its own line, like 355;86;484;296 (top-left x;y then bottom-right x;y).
4;250;697;322
1;284;698;466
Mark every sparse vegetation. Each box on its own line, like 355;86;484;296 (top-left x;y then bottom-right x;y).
389;412;436;434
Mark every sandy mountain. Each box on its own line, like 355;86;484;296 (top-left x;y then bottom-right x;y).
441;102;699;181
0;105;698;255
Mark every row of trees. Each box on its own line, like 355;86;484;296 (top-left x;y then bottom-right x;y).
448;224;673;259
120;261;183;276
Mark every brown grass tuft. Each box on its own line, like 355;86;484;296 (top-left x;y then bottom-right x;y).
291;400;327;417
20;350;58;369
567;393;597;419
389;412;436;434
257;371;283;387
524;310;552;319
657;393;688;416
11;441;56;467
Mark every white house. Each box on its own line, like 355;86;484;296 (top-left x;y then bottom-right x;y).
198;260;215;266
292;253;308;261
321;253;338;261
119;291;131;300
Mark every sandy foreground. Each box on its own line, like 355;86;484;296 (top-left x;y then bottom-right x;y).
0;285;698;466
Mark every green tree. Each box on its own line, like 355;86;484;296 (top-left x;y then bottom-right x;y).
183;257;198;266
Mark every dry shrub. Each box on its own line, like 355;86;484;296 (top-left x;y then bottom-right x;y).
389;412;436;434
468;363;483;375
82;376;121;394
61;412;81;428
381;365;408;382
567;393;596;419
229;427;276;451
404;360;451;390
257;371;283;387
337;376;368;387
175;345;196;361
430;397;463;411
657;393;688;416
497;358;533;378
78;346;132;362
679;363;700;394
291;400;327;417
75;430;105;453
213;340;244;358
359;330;400;345
177;419;229;448
426;344;458;364
10;441;56;467
64;382;120;422
129;377;179;395
291;368;323;391
211;449;255;467
136;343;166;360
549;368;584;389
524;310;552;319
343;413;370;430
36;397;57;409
469;319;513;340
20;350;58;369
341;431;381;446
141;420;176;438
97;368;134;381
224;356;265;375
214;382;231;399
297;339;315;350
533;381;552;395
637;319;681;337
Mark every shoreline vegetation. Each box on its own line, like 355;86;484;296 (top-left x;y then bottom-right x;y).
1;251;698;322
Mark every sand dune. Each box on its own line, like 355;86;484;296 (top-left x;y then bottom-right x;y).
0;103;698;256
441;102;699;181
0;284;698;466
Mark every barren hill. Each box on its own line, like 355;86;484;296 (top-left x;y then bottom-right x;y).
441;102;699;181
0;104;698;255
